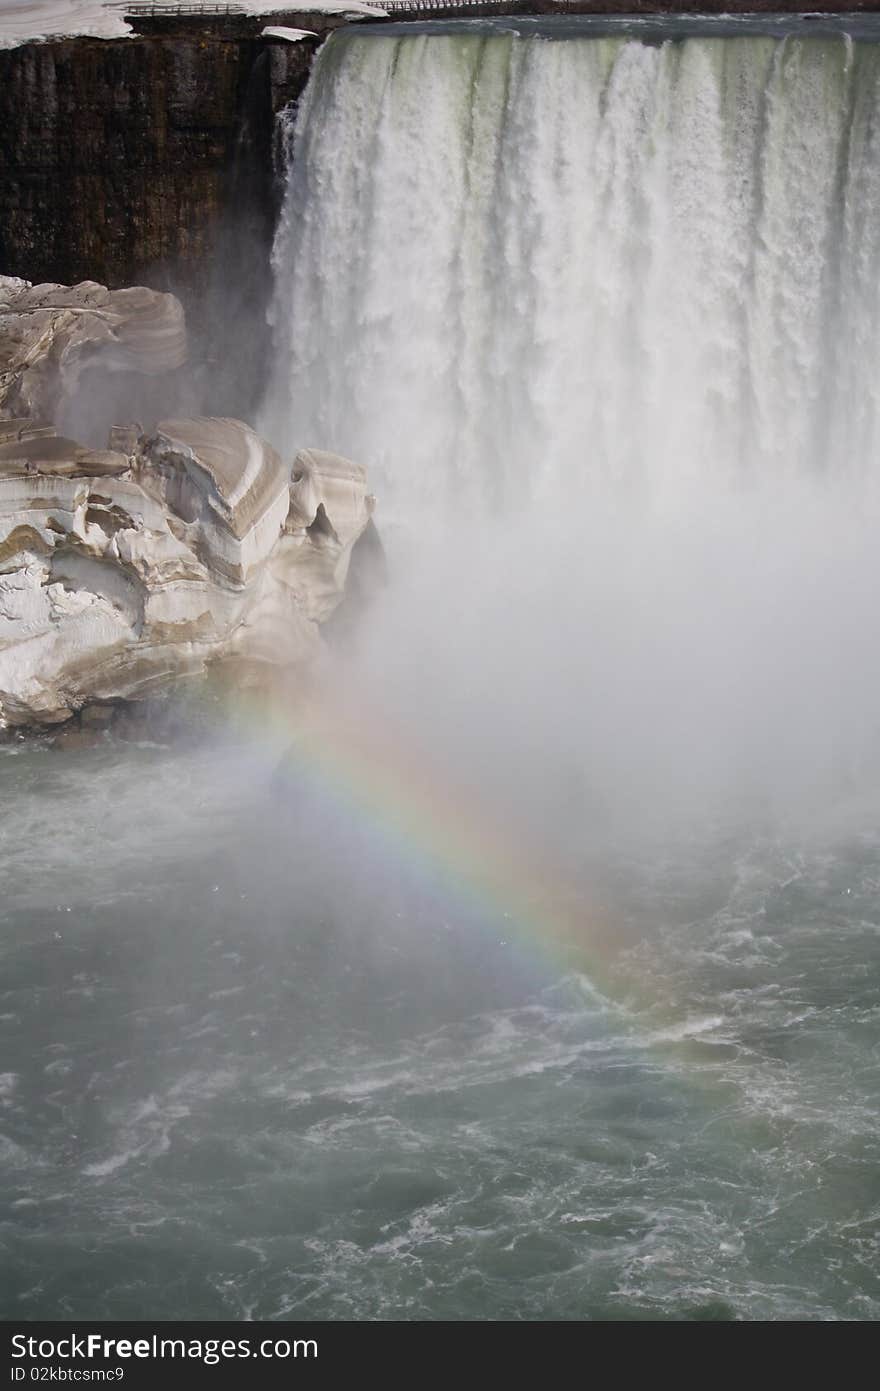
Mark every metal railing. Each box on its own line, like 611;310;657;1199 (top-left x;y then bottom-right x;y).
380;0;536;10
382;0;499;8
121;4;246;18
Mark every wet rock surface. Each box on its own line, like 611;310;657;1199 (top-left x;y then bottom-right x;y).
0;26;327;419
0;31;317;292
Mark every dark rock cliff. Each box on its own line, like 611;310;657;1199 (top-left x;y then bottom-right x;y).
0;23;341;415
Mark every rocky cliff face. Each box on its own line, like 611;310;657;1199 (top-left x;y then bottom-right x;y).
0;30;316;289
0;27;328;417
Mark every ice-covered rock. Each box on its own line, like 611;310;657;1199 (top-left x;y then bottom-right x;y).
142;417;292;586
0;419;374;729
281;447;374;620
0;279;187;424
0;276;375;730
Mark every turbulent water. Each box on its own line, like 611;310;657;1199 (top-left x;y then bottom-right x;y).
4;18;880;1322
5;734;878;1318
2;737;880;1319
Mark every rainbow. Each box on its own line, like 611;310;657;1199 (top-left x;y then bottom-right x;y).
233;671;628;1003
226;672;742;1101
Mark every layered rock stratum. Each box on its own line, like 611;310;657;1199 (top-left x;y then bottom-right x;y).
0;279;374;730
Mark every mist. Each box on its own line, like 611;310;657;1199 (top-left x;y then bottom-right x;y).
312;478;880;850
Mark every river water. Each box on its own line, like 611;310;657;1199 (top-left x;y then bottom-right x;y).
2;730;879;1319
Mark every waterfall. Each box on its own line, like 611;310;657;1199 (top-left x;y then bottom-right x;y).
263;26;880;516
262;22;880;818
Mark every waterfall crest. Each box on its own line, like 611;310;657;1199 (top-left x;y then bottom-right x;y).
264;27;880;513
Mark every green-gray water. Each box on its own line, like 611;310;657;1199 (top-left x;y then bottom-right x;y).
2;735;879;1320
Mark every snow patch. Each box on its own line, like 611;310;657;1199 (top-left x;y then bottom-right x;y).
0;2;387;51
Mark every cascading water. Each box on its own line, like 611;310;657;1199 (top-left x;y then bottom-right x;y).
263;21;880;822
264;23;880;511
